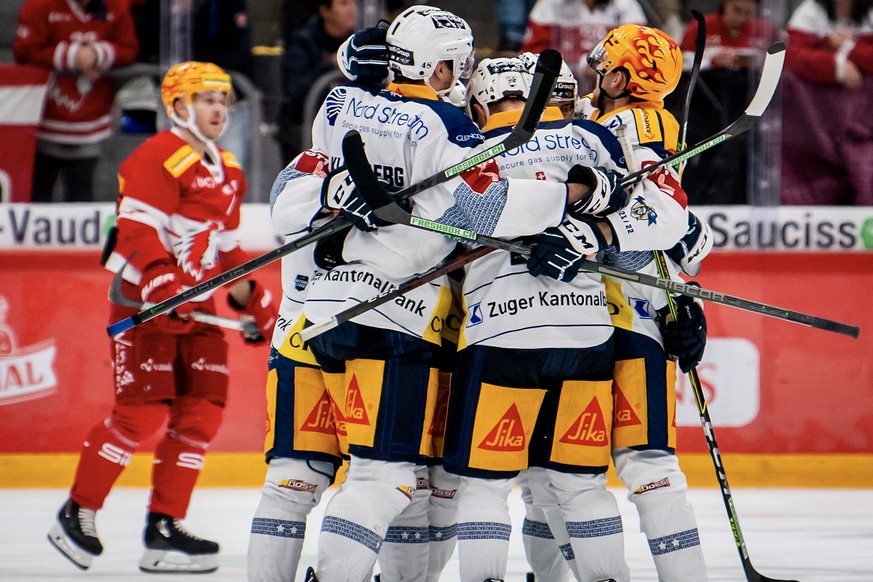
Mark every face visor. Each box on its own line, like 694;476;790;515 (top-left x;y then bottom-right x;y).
586;40;610;77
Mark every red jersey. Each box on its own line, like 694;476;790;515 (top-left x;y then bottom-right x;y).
106;130;249;301
14;0;139;145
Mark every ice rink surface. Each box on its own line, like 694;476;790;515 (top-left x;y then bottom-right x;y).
1;487;871;581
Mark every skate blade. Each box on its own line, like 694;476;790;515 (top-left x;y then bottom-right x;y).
47;525;94;570
139;548;219;574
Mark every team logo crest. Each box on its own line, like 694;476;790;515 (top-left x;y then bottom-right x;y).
466;303;483;327
175;222;220;281
629;195;658;225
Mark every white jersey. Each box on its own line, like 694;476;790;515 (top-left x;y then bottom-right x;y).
459;107;623;350
578;96;697;343
268;150;330;365
303;83;569;342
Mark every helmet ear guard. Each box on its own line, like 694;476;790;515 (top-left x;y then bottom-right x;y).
586;24;682;103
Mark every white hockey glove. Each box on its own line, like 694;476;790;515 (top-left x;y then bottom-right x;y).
320;166;386;232
665;212;713;276
566;165;628;217
526;215;607;282
337;22;389;84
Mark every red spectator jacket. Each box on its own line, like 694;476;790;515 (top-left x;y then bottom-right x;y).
14;0;139;146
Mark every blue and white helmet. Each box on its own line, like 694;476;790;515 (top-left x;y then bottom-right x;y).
386;6;475;97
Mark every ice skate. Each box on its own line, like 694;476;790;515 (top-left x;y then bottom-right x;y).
47;498;103;570
305;566;320;581
138;512;220;574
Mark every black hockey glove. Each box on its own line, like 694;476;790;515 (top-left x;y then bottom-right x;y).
320;166;387;232
659;286;707;374
567;165;628;218
527;215;607;282
338;21;389;84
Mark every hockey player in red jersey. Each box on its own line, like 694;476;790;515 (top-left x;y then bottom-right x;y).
47;61;278;574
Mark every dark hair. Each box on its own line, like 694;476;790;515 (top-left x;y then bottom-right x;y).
813;0;873;24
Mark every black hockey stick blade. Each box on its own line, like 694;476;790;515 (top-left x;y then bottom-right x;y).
400;49;562;191
674;10;706;172
622;41;785;187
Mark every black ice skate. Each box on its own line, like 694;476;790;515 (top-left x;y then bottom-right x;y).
47;498;103;570
138;512;220;574
305;566;320;581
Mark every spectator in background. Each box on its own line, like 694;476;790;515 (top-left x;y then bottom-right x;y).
275;0;358;164
676;0;777;205
782;0;873;205
521;0;646;92
14;0;139;203
193;0;253;78
193;0;254;170
497;0;535;52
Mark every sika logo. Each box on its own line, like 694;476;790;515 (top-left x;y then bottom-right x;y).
479;404;526;451
0;296;58;406
560;398;608;446
345;375;370;425
301;391;336;434
613;386;641;428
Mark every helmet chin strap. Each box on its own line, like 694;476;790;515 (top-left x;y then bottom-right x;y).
170;105;228;179
595;69;631;112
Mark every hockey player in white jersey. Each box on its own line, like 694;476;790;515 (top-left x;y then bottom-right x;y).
246;150;350;582
572;24;712;581
299;7;595;582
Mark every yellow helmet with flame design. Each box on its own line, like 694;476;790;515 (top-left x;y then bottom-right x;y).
587;25;682;103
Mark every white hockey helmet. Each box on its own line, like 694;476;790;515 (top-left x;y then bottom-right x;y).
386;6;475;96
519;51;577;117
466;57;531;125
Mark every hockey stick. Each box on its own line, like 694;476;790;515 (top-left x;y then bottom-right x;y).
675;10;706;173
300;245;495;341
106;50;563;337
617;122;799;582
108;262;260;335
342;130;860;338
621;41;785;188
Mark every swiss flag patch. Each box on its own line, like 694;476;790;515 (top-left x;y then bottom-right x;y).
535;171;547;180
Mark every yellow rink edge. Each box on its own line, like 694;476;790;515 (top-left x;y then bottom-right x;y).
2;453;872;488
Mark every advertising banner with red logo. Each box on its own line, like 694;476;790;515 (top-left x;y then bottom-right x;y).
1;204;871;486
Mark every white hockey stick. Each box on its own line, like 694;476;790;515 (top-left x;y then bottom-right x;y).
106;50;564;337
342;130;860;339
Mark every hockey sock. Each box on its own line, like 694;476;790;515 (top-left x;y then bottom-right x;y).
150;397;222;517
378;466;430;582
248;457;335;582
548;470;630;582
70;402;166;510
520;470;573;582
316;457;417;582
614;448;707;581
456;475;514;582
427;465;459;582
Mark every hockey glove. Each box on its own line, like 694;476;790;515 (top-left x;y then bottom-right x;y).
527;215;607;282
321;166;386;232
139;262;195;334
228;280;277;345
659;286;707;373
337;21;389;84
566;165;628;218
665;212;713;277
